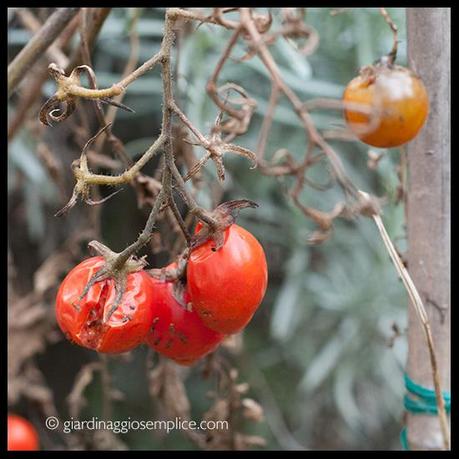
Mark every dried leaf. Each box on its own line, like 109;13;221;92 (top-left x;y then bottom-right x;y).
235;433;267;449
148;359;191;420
67;362;101;419
33;251;73;296
92;430;128;450
241;398;264;422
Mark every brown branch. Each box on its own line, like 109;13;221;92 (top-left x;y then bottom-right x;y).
8;7;80;96
66;8;112;71
15;8;69;68
256;84;280;160
8;62;49;141
8;12;81;142
104;10;140;127
206;27;244;120
379;8;398;65
367;196;450;449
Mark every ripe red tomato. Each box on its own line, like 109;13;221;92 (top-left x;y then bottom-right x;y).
145;267;225;366
55;257;155;353
8;414;39;451
343;65;429;148
187;223;268;334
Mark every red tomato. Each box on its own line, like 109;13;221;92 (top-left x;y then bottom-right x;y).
187;223;268;334
145;268;225;366
55;257;155;353
8;414;39;451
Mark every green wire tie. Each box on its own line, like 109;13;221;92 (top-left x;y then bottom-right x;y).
400;373;451;450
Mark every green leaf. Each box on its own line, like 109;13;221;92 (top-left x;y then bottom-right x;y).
9;137;47;184
299;318;359;393
270;250;309;341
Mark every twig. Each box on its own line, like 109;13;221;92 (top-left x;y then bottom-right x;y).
103;9;140;127
15;8;69;68
207;27;244;120
8;62;49;141
66;8;112;71
379;8;398;65
8;10;86;141
8;7;80;96
360;190;450;450
256;84;280;160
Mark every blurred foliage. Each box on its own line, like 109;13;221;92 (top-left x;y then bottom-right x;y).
8;7;409;450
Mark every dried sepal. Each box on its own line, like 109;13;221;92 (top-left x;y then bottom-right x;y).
85;188;124;206
54;185;80;217
183;152;211;182
190;199;258;250
224;143;257;169
214;199;258;221
39;96;76;126
72;240;148;322
99;97;135;113
180;98;257;183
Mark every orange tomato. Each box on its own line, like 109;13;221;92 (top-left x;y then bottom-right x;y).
343;65;429;148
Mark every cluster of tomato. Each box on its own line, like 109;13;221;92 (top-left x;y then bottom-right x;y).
55;223;268;366
54;57;429;365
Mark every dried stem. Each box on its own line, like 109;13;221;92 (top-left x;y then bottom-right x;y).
8;62;49;141
379;8;398;65
16;8;69;68
361;191;450;449
8;7;80;96
66;8;112;71
103;9;140;127
256;84;280;160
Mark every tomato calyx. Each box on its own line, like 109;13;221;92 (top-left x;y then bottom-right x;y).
147;199;259;283
358;62;420;86
75;240;148;323
148;250;190;283
190;199;258;250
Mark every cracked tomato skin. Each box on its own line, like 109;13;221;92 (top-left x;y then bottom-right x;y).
8;414;39;451
145;268;225;366
55;257;155;353
187;224;268;334
343;66;429;148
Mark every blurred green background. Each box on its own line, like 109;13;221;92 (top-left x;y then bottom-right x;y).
8;8;408;450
